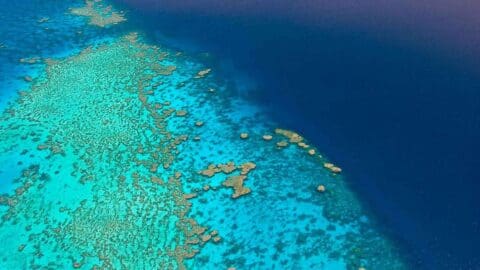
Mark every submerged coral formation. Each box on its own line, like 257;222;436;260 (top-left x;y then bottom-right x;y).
71;0;126;27
194;68;211;79
198;162;256;199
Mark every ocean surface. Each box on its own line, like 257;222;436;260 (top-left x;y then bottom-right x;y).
0;0;479;269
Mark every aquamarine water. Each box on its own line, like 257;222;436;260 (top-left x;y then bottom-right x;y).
0;0;407;269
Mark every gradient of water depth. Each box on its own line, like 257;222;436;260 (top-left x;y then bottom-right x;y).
1;0;479;269
120;1;480;269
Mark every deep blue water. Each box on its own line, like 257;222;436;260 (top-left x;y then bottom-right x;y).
124;7;480;269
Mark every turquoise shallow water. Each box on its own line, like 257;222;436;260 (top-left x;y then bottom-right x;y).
0;0;407;269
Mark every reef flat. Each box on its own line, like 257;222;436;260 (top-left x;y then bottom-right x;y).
0;32;199;269
0;0;408;269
